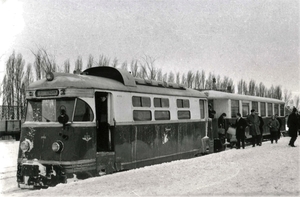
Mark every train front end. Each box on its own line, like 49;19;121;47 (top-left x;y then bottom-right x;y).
17;73;97;188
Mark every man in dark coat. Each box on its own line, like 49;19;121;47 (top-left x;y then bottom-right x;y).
275;114;282;140
288;107;299;147
247;109;261;147
235;113;248;149
258;115;264;146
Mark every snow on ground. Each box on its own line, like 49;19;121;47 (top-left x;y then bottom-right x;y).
1;137;299;197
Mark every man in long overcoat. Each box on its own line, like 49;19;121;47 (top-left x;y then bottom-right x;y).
288;107;299;147
247;109;261;147
235;113;248;149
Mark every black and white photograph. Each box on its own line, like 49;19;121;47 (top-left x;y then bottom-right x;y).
0;0;299;196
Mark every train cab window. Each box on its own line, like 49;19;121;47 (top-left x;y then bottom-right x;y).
132;96;151;107
178;111;190;119
231;100;239;118
242;102;250;117
274;104;279;116
26;99;75;122
73;99;94;121
177;99;190;108
260;103;266;117
133;110;152;121
267;103;272;116
155;111;170;120
154;98;169;108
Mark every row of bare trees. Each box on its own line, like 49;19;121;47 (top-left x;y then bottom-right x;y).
0;50;298;120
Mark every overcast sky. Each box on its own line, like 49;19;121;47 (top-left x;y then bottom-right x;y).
0;0;299;95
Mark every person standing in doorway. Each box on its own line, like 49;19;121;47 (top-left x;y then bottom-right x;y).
247;109;261;147
288;107;299;147
218;113;227;144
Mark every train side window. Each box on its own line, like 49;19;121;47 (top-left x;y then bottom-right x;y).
155;110;170;120
231;100;239;118
154;98;169;108
74;99;94;121
177;99;190;108
133;110;152;121
260;103;266;117
178;111;190;119
280;104;284;116
252;102;258;112
274;104;279;115
132;96;151;107
267;103;272;116
242;102;250;117
199;100;205;119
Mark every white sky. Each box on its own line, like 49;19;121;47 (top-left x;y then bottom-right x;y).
0;0;299;95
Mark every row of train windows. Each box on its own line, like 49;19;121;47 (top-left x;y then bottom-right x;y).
231;100;284;117
133;110;191;121
132;96;190;108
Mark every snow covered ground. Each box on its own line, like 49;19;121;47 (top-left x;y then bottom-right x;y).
1;137;299;197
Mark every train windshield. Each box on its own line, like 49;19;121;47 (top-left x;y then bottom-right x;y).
26;98;75;122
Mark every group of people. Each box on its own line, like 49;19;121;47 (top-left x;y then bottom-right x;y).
216;107;299;149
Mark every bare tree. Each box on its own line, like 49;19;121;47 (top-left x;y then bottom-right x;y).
86;54;94;68
130;60;139;77
248;79;256;96
283;89;293;106
168;71;175;83
293;96;300;109
186;70;194;88
97;54;110;67
64;59;70;73
31;48;57;78
121;61;128;71
274;85;282;100
140;55;157;80
1;51;26;120
176;72;180;84
111;58;118;68
157;69;163;81
74;56;83;74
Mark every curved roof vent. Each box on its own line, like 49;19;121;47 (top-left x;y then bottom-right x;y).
81;66;136;87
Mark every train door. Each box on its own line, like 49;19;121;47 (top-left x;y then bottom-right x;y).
95;92;113;152
95;92;116;175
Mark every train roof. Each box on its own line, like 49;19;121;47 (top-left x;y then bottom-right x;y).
201;90;285;104
27;67;207;98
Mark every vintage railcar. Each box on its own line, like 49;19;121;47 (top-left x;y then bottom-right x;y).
17;66;212;188
201;90;286;138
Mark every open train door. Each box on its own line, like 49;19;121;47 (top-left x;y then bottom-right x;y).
95;92;115;175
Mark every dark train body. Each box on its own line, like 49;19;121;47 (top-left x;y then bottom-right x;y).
17;67;211;188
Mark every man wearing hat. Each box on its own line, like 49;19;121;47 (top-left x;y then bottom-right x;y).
247;109;261;147
288;107;299;147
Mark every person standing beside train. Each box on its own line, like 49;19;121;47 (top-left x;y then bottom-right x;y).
235;113;248;149
247;109;261;147
288;107;299;147
258;115;264;146
275;114;282;140
218;113;227;144
268;115;280;144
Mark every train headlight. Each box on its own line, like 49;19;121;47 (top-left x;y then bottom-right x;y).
46;72;54;81
20;139;33;152
52;141;64;153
